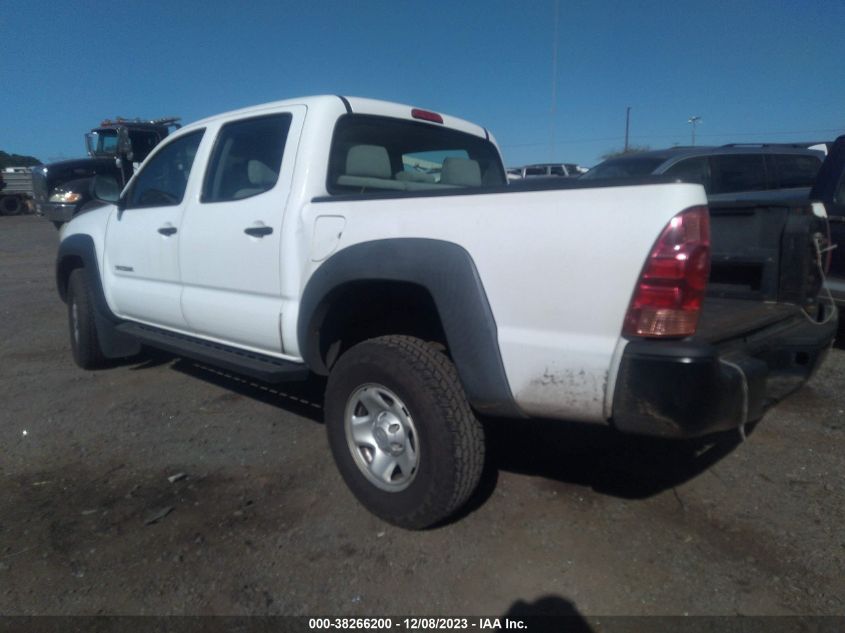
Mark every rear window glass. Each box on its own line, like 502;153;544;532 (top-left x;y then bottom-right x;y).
772;153;822;189
663;156;711;191
327;115;505;194
710;154;768;194
580;156;664;179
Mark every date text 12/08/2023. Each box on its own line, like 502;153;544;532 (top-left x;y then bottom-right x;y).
307;618;527;630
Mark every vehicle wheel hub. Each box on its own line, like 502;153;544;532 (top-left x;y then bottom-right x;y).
344;384;419;492
373;411;406;456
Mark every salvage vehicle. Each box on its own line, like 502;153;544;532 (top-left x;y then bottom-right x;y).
0;166;35;215
32;117;179;226
809;136;845;308
507;162;587;181
581;144;825;202
54;96;840;528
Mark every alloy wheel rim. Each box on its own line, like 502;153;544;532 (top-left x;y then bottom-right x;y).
344;383;419;492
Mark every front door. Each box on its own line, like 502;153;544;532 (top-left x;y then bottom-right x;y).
103;129;205;328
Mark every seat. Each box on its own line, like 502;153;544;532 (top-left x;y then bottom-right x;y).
337;145;406;191
440;157;481;187
233;159;278;199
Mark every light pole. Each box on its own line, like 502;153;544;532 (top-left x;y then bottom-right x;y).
624;106;631;153
688;116;702;146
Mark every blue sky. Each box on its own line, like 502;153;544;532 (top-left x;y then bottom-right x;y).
2;0;843;167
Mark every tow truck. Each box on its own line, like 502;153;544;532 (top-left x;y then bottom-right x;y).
32;117;180;226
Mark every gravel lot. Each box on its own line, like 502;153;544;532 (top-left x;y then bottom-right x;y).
1;214;844;617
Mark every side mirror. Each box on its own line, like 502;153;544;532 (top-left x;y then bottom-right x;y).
91;174;122;204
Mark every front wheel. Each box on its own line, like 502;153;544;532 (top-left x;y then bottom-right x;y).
67;268;107;369
324;336;485;529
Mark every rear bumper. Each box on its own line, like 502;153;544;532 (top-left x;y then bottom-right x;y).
611;308;838;438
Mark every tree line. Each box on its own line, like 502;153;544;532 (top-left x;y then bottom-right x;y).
0;151;42;169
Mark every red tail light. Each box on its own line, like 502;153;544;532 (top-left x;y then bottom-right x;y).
623;206;711;338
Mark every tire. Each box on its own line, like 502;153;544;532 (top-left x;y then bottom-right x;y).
67;268;107;369
325;335;485;529
0;195;21;216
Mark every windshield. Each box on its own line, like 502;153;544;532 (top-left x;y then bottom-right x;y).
580;156;665;179
85;129;119;157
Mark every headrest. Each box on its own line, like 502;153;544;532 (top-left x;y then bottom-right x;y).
440;157;481;187
248;160;277;186
346;145;391;179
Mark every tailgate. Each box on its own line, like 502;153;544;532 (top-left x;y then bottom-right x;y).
611;198;837;439
706;200;827;309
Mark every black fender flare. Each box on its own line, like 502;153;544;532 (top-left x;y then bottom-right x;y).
56;234;140;358
298;238;523;418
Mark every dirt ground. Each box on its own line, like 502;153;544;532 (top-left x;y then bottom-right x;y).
1;215;844;617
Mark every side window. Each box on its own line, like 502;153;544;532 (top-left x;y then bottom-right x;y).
202;114;292;203
710;154;768;194
663;157;712;192
126;130;204;209
772;154;822;189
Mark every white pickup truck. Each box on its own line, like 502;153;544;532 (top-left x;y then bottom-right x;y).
56;96;838;528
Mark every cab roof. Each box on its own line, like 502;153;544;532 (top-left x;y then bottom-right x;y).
182;95;490;140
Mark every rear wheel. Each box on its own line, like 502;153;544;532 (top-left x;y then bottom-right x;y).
325;335;485;529
67;269;107;369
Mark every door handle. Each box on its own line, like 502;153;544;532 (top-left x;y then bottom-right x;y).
244;225;273;237
158;225;177;236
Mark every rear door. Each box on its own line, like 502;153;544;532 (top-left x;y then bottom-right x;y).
178;107;305;353
103;129;205;328
810;136;845;304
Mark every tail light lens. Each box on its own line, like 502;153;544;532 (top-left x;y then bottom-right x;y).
623;206;711;338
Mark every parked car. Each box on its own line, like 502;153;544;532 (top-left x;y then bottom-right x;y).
55;96;839;528
507;162;586;181
581;144;825;202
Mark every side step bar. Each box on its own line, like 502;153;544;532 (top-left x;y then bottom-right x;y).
116;323;310;383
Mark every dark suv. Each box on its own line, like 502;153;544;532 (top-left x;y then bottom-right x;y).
582;144;825;201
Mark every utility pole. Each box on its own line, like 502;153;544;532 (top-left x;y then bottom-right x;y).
550;0;560;161
624;106;631;153
688;116;702;146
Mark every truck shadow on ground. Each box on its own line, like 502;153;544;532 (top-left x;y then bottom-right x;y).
156;357;741;514
481;415;742;499
169;357;327;423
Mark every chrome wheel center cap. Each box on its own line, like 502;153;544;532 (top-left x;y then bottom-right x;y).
374;411;406;456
